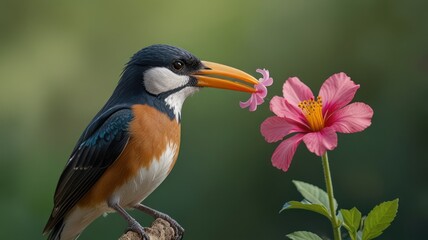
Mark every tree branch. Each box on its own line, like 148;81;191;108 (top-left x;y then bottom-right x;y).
119;218;176;240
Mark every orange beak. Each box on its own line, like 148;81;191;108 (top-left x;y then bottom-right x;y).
192;61;258;93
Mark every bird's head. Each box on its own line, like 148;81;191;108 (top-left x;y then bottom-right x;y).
116;44;258;120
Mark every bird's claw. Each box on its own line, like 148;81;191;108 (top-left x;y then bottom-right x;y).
125;222;150;240
163;217;184;240
133;204;184;239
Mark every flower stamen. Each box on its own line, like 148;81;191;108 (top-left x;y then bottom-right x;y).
298;96;324;131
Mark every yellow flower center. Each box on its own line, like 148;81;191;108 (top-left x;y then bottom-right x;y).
298;96;324;131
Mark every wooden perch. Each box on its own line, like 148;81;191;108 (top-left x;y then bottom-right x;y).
119;218;177;240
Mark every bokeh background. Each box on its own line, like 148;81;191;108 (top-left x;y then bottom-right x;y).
1;0;427;239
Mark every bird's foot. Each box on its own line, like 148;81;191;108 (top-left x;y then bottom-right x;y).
109;201;150;240
159;215;184;240
125;222;150;240
134;204;184;240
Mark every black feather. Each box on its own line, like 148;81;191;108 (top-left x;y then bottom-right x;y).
43;108;133;234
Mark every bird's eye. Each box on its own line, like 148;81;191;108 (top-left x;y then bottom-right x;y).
172;60;184;70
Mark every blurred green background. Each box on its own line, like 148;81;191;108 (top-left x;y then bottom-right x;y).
1;0;427;239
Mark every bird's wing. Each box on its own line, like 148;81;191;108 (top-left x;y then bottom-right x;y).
44;107;133;233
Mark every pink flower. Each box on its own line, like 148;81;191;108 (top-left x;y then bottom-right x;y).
260;72;373;172
240;69;273;111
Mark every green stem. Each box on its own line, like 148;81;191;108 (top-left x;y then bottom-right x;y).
321;152;342;240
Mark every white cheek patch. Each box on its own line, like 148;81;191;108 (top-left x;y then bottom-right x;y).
165;87;199;120
143;67;189;95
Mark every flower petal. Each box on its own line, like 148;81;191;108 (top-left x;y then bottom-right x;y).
239;95;253;108
263;76;273;86
240;95;258;111
256;83;268;98
272;133;305;172
248;97;258;111
269;96;309;129
256;68;269;80
256;68;273;86
328;102;373;133
254;94;264;104
260;116;305;143
240;68;273;112
270;96;287;117
282;77;314;106
318;72;360;114
283;100;310;129
303;127;338;156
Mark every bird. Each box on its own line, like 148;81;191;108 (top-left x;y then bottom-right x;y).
43;44;258;240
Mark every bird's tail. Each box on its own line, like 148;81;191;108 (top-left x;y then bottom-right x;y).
44;207;100;240
44;217;64;240
44;217;82;240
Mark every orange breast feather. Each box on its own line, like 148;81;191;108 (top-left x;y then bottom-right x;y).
78;104;181;207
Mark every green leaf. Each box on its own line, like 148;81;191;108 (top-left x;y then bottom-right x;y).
286;231;323;240
292;180;338;213
340;207;362;240
280;200;331;220
362;199;399;240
